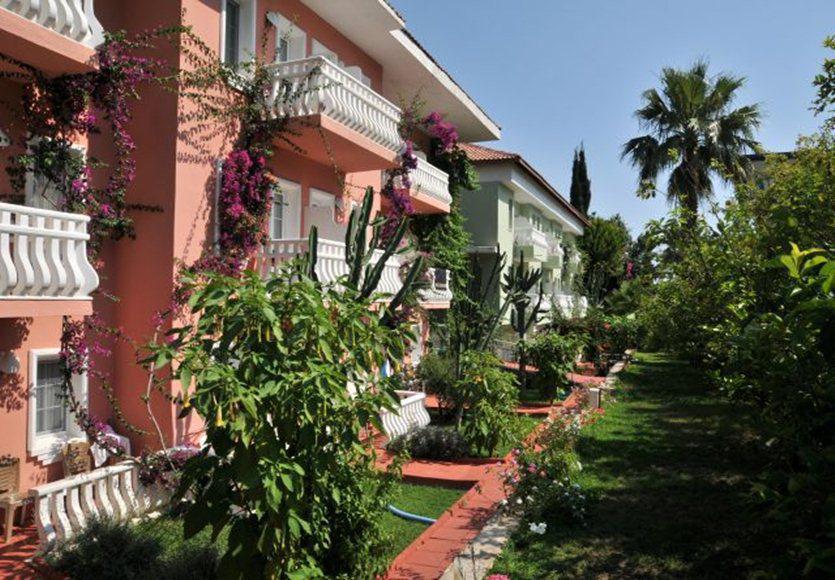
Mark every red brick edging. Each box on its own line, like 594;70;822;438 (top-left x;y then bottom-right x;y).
385;390;585;579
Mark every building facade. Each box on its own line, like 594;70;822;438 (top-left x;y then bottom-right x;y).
459;143;589;320
0;0;500;492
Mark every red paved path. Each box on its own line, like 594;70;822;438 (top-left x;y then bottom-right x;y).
385;391;584;579
0;525;40;579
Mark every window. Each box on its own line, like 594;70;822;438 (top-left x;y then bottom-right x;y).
271;190;284;239
267;12;307;63
221;0;255;66
270;179;301;239
24;140;86;211
223;0;241;66
35;359;67;435
311;39;339;65
28;349;87;464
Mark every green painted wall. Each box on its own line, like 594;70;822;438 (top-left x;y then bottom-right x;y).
460;181;516;314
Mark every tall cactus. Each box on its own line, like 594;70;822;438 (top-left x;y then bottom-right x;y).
502;251;544;384
303;187;423;327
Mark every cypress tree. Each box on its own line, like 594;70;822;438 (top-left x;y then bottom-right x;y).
569;149;582;211
577;144;591;215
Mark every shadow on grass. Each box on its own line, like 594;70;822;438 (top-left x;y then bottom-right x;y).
492;353;790;579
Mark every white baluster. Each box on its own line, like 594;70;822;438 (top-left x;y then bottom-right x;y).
75;218;98;296
79;479;99;521
0;209;16;293
65;485;86;534
50;488;73;542
12;213;35;296
119;468;138;514
34;494;57;548
30;214;50;294
105;470;128;520
94;474;114;518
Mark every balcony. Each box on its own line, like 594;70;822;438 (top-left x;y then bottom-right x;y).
257;237;403;297
0;202;99;318
0;0;104;74
513;218;549;263
400;157;451;214
544;237;564;269
267;56;403;172
419;268;452;307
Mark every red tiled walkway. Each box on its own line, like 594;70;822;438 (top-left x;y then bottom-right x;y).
385;390;586;579
0;525;40;579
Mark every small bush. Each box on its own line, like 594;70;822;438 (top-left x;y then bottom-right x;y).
521;333;583;400
47;517;221;580
416;352;457;417
388;426;470;460
457;350;519;457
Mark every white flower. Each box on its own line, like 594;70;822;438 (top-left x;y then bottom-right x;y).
526;495;534;503
500;499;508;507
576;461;583;471
516;498;523;505
529;522;547;535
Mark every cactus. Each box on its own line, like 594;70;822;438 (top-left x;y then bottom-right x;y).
502;251;544;385
304;187;423;326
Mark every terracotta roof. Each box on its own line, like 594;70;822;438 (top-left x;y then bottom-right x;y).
461;143;590;228
459;142;518;162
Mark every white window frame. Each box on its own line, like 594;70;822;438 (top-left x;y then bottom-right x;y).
28;348;88;465
311;39;339;65
220;0;257;66
266;11;307;63
270;178;301;239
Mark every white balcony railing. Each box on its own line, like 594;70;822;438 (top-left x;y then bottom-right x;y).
1;0;105;47
514;219;549;251
419;267;453;304
0;202;99;300
267;56;403;153
408;157;451;206
258;237;403;297
29;461;170;549
380;390;431;439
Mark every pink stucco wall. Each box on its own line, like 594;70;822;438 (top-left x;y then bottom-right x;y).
1;0;441;491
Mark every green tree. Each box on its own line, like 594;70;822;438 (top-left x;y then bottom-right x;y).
579;214;631;306
812;35;835;125
622;61;761;221
569;145;592;215
146;191;422;578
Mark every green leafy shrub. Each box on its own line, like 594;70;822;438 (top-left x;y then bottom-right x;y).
632;128;835;573
416;352;456;409
46;518;220;580
48;519;163;580
150;268;405;579
456;350;519;457
388;425;470;460
521;332;583;400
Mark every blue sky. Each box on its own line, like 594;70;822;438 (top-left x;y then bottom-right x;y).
391;0;835;234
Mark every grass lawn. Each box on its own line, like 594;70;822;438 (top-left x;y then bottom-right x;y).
490;352;791;579
381;483;464;559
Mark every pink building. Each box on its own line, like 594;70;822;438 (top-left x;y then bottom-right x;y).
0;0;500;493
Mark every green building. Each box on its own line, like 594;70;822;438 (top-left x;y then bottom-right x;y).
460;143;589;319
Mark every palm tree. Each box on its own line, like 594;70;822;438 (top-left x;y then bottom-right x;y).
622;61;761;220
